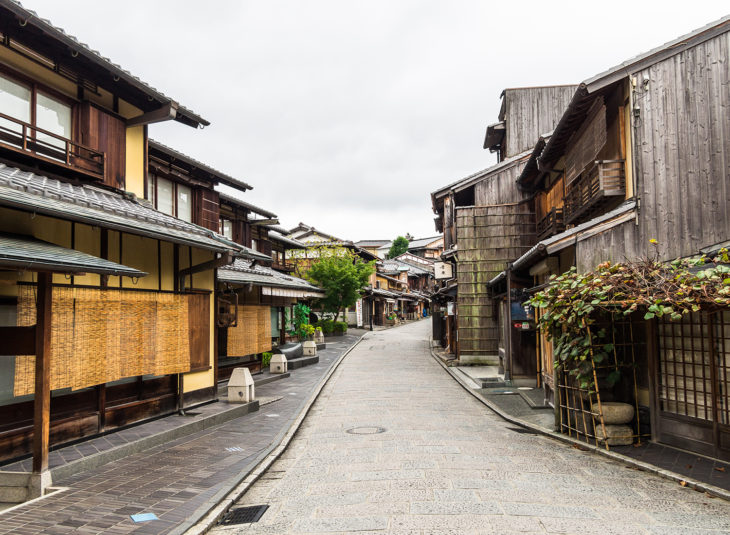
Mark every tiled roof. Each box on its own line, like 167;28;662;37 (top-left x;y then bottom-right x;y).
218;259;324;294
382;258;431;276
218;192;276;218
408;236;443;249
149;140;252;191
0;164;238;252
3;1;208;128
0;232;146;276
355;240;390;248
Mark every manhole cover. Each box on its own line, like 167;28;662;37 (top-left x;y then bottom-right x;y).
345;426;386;435
219;505;269;525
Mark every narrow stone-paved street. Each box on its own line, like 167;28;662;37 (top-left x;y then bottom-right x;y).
212;321;730;534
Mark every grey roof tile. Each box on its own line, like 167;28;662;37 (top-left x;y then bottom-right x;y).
218;259;323;294
0;232;146;276
0;164;237;252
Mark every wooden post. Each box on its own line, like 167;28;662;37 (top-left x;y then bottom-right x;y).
32;272;52;474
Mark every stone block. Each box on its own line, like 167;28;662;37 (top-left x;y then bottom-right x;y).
302;340;317;356
598;424;634;446
594;401;634;425
228;367;255;403
271;354;288;374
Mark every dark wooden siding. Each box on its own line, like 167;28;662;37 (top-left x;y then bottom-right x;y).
75;102;126;189
503;86;577;158
456;202;535;356
633;31;730;261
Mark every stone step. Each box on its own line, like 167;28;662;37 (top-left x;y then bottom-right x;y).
253;372;291;386
0;471;31;486
0;485;27;503
478;377;507;388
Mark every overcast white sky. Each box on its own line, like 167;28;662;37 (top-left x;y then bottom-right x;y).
23;1;730;241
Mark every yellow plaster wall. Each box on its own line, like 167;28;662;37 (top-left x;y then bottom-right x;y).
159;241;175;291
106;230;121;288
73;223;101;286
121;234;158;290
0;207;72;285
125;125;146;198
0;49;76;99
0;49;142;120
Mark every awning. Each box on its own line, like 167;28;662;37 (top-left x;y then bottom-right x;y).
0;233;146;277
218;259;323;295
262;287;325;299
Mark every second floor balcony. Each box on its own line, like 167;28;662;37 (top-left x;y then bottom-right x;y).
564;159;626;225
536;207;565;240
0;112;105;181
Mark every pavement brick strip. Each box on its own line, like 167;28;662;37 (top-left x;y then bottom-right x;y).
0;332;365;535
211;321;730;535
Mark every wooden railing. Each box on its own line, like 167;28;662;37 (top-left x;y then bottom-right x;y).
0;111;105;180
536;207;565;240
564;160;625;224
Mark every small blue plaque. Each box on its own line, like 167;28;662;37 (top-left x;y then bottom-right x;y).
130;513;159;523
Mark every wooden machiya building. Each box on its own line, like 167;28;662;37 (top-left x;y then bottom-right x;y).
0;1;267;489
216;196;324;380
430;85;576;370
490;17;730;460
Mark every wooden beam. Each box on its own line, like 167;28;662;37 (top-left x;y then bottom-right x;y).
126;102;176;127
32;272;52;474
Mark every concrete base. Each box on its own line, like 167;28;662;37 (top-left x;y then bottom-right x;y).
288;356;319;370
29;471;52;499
459;354;501;366
0;469;51;504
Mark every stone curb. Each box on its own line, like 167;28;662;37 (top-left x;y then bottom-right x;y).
49;401;260;483
428;342;730;503
175;333;369;535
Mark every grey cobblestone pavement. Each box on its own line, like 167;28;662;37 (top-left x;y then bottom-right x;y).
212;321;730;535
0;332;365;534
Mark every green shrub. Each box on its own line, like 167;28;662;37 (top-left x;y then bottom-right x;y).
333;321;347;333
262;352;272;367
317;319;334;334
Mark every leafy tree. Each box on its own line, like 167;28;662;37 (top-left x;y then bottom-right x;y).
306;246;375;321
388;236;410;259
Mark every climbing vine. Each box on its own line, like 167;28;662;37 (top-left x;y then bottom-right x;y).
528;246;730;390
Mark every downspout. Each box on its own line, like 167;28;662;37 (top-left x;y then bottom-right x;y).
505;264;513;384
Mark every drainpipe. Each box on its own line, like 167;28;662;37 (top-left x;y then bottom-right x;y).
505;264;513;384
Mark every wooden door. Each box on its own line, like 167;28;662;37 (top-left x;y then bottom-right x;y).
654;311;730;460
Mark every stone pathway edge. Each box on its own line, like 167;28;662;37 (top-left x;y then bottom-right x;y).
428;339;730;503
175;331;370;535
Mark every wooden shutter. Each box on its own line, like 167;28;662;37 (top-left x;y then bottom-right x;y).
565;98;606;185
194;189;220;232
75;102;126;189
188;293;210;371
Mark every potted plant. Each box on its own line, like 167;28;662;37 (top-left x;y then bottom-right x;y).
300;323;316;341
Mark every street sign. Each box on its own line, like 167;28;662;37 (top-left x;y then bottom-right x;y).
434;261;453;280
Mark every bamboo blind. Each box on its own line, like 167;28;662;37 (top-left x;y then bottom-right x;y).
14;285;191;396
226;305;272;357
